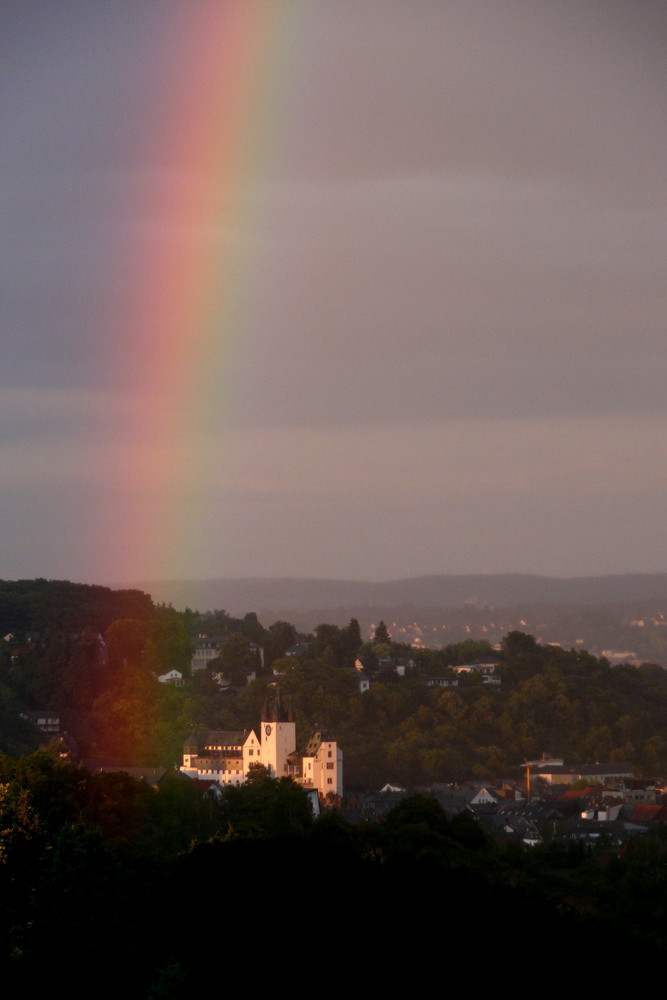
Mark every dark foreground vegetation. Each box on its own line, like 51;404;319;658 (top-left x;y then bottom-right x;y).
2;748;667;995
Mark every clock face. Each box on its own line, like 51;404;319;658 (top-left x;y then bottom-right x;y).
265;724;272;736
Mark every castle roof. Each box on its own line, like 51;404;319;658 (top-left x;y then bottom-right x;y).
302;728;335;758
261;686;294;723
183;730;247;752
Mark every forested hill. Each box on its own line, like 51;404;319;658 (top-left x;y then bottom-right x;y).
130;573;667;620
0;579;155;636
4;578;667;785
0;579;154;635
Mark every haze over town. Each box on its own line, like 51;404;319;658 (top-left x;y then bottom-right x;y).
3;2;666;584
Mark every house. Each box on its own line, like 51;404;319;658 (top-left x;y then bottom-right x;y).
180;686;343;798
190;636;225;673
452;662;501;685
626;804;667;825
191;636;264;674
468;785;501;806
283;642;312;658
157;669;184;686
21;709;60;736
354;659;371;693
285;727;343;798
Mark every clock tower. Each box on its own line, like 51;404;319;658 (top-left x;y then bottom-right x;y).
260;686;296;779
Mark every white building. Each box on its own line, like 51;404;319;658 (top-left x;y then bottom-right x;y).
180;687;343;799
452;662;501;685
190;637;224;673
190;636;264;674
157;669;184;686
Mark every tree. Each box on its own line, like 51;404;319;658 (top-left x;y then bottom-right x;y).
0;781;40;865
342;618;362;658
265;621;298;668
106;619;149;669
246;762;269;785
501;631;543;683
373;621;391;645
217;633;256;686
240;612;267;646
220;776;313;838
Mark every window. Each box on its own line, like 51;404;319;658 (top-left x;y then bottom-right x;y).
326;763;334;770
327;778;332;785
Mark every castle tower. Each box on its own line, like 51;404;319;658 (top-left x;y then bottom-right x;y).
260;686;296;779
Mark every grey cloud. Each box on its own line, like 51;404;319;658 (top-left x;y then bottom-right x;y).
2;0;666;581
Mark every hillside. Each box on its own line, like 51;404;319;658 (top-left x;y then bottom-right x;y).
130;573;667;619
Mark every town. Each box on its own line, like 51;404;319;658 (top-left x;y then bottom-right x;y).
4;578;667;988
4;580;667;844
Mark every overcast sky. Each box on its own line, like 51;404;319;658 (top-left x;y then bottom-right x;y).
2;1;666;584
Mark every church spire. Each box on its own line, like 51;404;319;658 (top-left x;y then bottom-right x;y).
261;685;290;722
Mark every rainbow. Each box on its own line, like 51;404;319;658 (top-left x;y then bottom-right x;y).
101;4;309;583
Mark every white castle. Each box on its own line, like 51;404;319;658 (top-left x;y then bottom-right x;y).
180;687;343;799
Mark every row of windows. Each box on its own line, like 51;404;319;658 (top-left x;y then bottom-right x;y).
198;769;243;775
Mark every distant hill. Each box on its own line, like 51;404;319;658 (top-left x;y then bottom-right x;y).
128;573;667;622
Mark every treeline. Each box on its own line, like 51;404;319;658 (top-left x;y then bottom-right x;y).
0;578;154;634
238;628;667;785
2;748;667;994
4;580;667;783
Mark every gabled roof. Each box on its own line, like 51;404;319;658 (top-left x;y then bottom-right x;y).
628;804;667;823
191;778;224;797
302;728;336;758
557;787;599;800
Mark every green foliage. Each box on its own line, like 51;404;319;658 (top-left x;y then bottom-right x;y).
265;621;298;666
0;780;40;864
345;617;363;652
442;638;495;665
373;620;391;644
6;575;667;793
220;776;313;839
0;579;154;635
148;607;192;675
215;632;257;684
246;762;269;784
106;618;149;669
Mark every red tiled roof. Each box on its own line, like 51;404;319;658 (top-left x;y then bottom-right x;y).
628;804;667;823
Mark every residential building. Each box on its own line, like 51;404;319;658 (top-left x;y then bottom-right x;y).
190;637;224;673
190;635;263;680
452;662;501;685
157;669;184;686
21;709;60;736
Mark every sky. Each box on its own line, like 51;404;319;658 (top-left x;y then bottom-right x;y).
2;0;667;584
